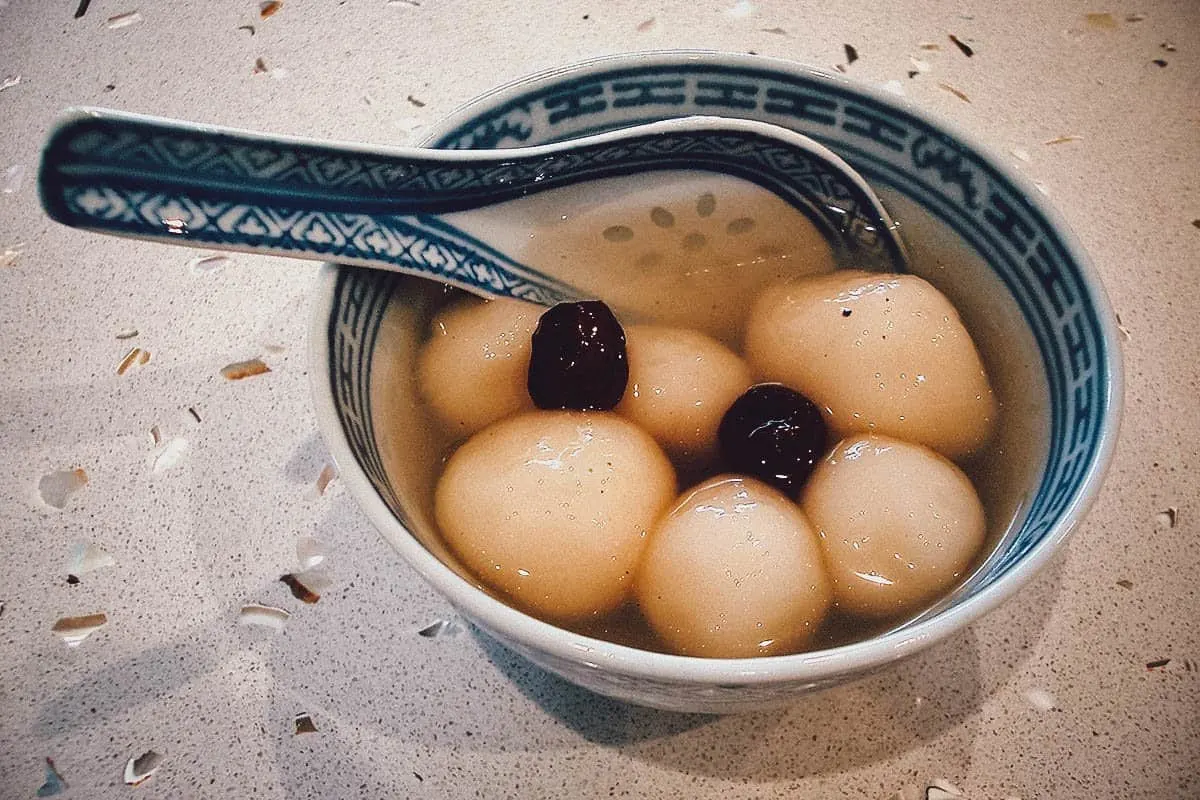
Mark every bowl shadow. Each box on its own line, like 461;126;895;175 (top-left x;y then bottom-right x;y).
27;493;1064;791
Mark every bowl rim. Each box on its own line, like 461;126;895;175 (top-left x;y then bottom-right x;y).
309;49;1125;685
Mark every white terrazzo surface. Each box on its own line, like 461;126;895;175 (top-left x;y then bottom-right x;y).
1;1;1197;798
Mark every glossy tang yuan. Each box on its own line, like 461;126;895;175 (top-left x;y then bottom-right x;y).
411;188;1001;658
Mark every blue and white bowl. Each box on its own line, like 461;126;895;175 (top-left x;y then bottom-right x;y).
309;52;1123;713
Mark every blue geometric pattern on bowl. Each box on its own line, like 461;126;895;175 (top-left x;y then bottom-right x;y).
327;269;405;522
328;60;1110;608
39;111;904;303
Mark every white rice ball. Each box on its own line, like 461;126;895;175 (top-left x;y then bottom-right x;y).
636;475;832;657
800;434;986;618
616;324;752;466
435;411;676;622
417;296;540;437
744;270;997;460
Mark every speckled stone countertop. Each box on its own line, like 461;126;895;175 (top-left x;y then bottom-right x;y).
1;1;1197;798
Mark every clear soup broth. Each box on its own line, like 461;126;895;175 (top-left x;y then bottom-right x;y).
369;173;1049;656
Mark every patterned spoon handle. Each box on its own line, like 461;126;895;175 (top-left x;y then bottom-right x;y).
39;109;906;305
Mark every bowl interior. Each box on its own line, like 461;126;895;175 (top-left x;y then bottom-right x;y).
314;53;1120;687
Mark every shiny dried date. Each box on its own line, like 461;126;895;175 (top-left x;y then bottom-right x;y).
718;383;828;495
527;300;629;411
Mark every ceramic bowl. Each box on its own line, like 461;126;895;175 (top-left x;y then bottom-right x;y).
308;51;1122;713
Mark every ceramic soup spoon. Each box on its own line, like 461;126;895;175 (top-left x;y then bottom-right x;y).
39;108;907;305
